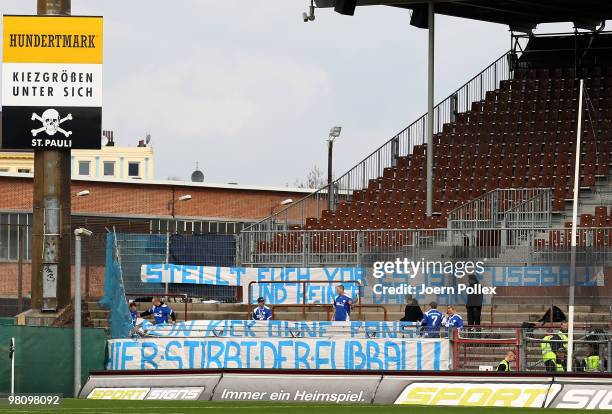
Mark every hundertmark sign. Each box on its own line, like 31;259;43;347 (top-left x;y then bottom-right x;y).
1;15;103;149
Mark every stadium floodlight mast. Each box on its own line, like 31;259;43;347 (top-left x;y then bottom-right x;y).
567;78;585;372
271;198;294;216
74;227;93;397
327;126;342;210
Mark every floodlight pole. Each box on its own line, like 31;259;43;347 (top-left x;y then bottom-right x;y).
567;78;584;372
426;1;435;217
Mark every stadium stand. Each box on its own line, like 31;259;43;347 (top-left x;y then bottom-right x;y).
250;38;612;255
306;66;609;230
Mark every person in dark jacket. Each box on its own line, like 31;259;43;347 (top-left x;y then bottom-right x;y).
465;273;483;326
538;305;566;325
400;295;423;322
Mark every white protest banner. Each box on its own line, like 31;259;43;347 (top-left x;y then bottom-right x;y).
107;337;449;371
140;265;365;304
137;320;421;339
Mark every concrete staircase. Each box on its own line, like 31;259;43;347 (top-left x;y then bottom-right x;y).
491;171;612;265
578;168;612;212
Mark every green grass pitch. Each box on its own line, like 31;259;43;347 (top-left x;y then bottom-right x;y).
0;400;605;413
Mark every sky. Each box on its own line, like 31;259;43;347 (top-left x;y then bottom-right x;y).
0;1;578;187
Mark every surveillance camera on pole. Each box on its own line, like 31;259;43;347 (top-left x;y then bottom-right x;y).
303;0;315;22
74;228;93;237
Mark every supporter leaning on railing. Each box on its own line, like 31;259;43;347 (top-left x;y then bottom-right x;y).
421;302;443;337
139;297;176;325
443;305;464;331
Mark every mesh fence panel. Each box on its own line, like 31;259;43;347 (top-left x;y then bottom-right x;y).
116;233;239;302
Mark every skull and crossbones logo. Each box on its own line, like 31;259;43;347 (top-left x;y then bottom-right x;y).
31;109;73;137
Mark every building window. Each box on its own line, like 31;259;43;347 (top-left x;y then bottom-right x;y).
103;161;115;177
0;213;32;261
78;161;90;176
128;162;140;177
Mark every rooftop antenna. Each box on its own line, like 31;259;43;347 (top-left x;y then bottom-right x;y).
145;133;151;145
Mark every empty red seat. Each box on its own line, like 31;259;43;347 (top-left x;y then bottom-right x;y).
580;214;593;227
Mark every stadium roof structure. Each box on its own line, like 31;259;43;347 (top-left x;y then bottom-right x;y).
315;0;612;31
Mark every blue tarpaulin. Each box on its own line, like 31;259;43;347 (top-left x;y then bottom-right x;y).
99;233;132;338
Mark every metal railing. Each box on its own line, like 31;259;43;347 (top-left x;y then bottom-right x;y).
452;326;611;372
523;327;611;373
238;227;612;266
263;304;388;322
503;190;552;228
241;51;513;233
246;279;363;307
448;188;552;230
453;327;522;371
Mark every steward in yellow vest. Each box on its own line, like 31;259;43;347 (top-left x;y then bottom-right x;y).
496;350;516;372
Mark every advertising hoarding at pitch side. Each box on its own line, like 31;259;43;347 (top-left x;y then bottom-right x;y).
1;15;103;149
80;372;612;409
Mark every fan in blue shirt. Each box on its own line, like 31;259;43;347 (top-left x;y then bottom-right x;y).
129;302;138;326
421;302;443;337
253;297;273;320
333;285;353;322
140;297;176;325
444;305;464;333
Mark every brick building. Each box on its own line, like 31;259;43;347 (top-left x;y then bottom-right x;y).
0;172;317;301
0;171;316;234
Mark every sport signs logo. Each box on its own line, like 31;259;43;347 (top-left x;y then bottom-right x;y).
1;15;102;150
87;387;204;400
394;382;561;408
394;381;612;409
